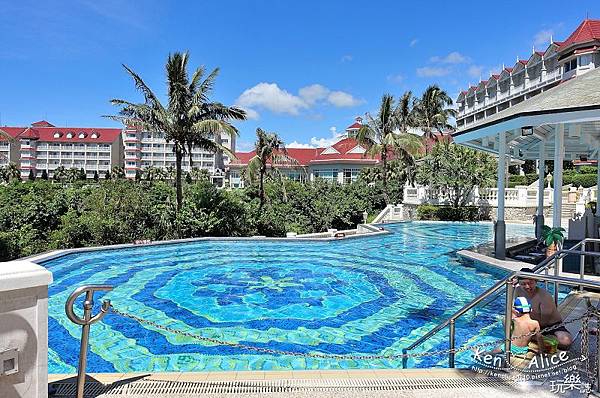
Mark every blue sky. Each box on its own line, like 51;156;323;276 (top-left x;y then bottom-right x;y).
1;1;599;151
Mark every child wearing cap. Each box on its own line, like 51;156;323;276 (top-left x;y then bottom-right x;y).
511;296;545;355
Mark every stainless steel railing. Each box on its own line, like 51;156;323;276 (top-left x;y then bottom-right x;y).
402;237;600;369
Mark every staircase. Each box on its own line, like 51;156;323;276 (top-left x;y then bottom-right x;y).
548;203;577;220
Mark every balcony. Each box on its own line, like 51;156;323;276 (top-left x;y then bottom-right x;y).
458;68;564;122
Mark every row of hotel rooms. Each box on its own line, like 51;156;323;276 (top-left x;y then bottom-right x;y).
0;118;382;187
456;19;600;128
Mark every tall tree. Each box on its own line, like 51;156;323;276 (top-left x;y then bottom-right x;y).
356;94;422;203
108;52;245;211
414;85;457;152
246;128;296;209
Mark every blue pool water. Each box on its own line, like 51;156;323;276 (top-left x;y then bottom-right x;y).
42;221;534;373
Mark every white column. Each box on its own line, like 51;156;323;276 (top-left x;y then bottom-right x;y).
538;140;546;215
496;130;507;259
536;139;546;239
596;150;600;217
553;124;565;228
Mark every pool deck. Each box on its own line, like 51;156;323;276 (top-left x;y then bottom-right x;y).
459;237;600;285
47;368;559;397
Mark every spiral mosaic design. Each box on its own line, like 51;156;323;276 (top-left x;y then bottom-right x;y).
42;222;533;373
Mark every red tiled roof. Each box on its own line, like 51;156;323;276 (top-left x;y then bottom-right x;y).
231;147;321;167
31;120;55;127
503;67;513;72
560;19;600;48
518;60;528;65
0;123;121;143
231;137;380;167
346;122;362;130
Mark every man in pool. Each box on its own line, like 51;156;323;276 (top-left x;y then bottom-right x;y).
514;267;573;349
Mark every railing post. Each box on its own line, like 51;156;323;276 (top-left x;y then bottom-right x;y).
504;280;515;367
555;254;561;306
449;319;456;368
401;349;408;369
580;242;586;292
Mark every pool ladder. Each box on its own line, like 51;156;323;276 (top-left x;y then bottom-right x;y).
65;285;113;398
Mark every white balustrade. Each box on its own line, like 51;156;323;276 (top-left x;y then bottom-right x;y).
403;184;567;208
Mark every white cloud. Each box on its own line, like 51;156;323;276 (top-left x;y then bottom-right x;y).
287;126;344;149
534;29;553;47
409;38;419;47
341;54;353;63
235;83;362;118
299;84;330;105
310;126;344;147
430;52;470;64
467;65;484;79
235;83;308;116
416;66;451;77
287;141;316;149
327;91;363;107
240;107;260;120
387;73;404;84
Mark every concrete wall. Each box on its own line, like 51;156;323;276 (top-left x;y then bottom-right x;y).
0;261;52;398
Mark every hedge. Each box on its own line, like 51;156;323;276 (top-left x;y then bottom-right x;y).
508;174;539;188
416;205;481;221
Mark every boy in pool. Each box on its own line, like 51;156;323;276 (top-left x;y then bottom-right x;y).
511;296;545;356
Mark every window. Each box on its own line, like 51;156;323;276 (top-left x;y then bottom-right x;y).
91;132;99;139
78;133;86;139
314;169;338;183
343;168;360;184
564;58;577;72
284;170;305;182
66;132;73;139
579;54;592;67
54;132;61;138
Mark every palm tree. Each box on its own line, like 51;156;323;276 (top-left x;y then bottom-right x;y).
6;163;21;181
53;166;66;182
246;128;296;208
413;85;457;153
356;94;422;203
108;52;245;211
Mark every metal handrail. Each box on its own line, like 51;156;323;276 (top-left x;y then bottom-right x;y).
402;237;600;368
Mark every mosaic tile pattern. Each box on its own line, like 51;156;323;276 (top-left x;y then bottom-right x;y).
42;222;533;373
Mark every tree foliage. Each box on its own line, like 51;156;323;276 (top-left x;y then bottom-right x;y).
417;141;497;207
356;94;422;203
107;52;245;211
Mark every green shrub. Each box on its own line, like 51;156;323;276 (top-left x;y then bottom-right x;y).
416;204;439;220
416;205;481;221
508;174;539;188
559;174;597;188
578;166;597;175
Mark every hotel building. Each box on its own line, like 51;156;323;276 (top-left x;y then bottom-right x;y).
228;117;380;188
122;127;235;184
456;19;600;129
1;121;123;179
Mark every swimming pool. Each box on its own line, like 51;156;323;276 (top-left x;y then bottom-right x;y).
42;221;533;373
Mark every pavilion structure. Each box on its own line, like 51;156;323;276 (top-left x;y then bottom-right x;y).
453;67;600;259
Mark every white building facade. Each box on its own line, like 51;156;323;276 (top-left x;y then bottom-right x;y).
456;19;600;129
122;127;235;183
228;118;379;188
1;121;123;179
